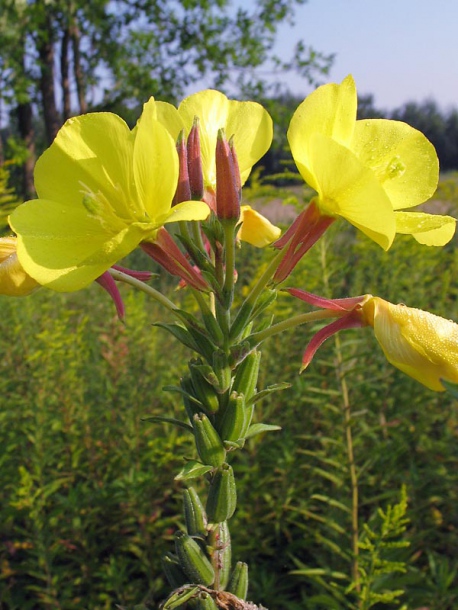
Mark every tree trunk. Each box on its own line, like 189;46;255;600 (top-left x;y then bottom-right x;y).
38;13;61;143
71;21;87;114
61;25;71;121
16;102;36;200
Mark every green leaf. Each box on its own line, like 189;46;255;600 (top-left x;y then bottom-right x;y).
162;585;199;609
442;379;458;398
141;415;193;433
175;460;213;481
248;382;291;405
245;423;281;438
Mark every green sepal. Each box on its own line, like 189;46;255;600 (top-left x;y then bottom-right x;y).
175;460;213;481
162;552;188;588
174;532;215;586
183;487;208;539
227;561;248;600
206;463;237;523
192;413;226;467
162;585;200;610
208;521;232;590
245;423;282;439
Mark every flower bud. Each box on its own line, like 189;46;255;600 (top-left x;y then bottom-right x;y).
173;130;191;205
187;116;204;200
215;129;241;221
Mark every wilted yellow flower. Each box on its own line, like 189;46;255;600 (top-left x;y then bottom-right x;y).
288;75;455;249
0;236;39;296
238;205;281;247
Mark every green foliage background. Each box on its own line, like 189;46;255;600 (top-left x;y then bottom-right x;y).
0;192;458;609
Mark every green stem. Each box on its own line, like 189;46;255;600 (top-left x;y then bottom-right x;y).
223;221;236;301
109;268;179;313
248;309;342;346
244;246;287;307
191;220;207;256
335;334;360;596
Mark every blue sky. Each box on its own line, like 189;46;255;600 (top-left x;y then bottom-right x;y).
266;0;458;111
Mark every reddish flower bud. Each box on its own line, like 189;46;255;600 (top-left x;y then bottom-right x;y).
173;130;191;205
215;129;241;221
187;117;204;200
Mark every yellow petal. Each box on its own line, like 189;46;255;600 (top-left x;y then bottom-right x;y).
35;113;137;219
395;211;456;245
0;236;39;296
352;119;439;209
310;133;395;249
364;296;458;391
238;205;281;247
155;100;185;141
288;75;357;190
161;200;211;225
177;89;272;188
178;90;230;188
134;105;179;221
10;199;155;291
225;100;273;185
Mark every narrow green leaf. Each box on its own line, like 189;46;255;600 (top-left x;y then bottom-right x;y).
141;415;193;433
175;460;213;481
162;585;199;609
245;423;281;438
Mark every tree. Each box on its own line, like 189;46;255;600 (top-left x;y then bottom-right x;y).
0;0;333;198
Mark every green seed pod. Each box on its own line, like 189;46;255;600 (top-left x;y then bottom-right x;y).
227;561;249;600
212;349;232;394
193;413;226;467
183;487;207;539
190;362;220;413
174;531;215;586
217;392;246;443
181;376;206;421
206;463;237;523
232;350;261;402
192;591;219;610
161;552;188;588
208;521;232;590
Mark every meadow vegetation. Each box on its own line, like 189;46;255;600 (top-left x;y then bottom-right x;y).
1;178;457;609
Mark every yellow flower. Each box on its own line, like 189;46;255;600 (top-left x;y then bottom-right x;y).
288;75;455;249
10;101;210;292
238;205;281;247
0;236;39;296
361;296;458;392
152;89;273;192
